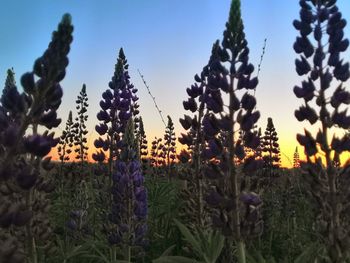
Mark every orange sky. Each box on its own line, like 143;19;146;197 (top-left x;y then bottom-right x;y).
49;129;350;169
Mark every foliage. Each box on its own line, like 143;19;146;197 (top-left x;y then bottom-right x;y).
2;0;350;262
293;0;350;261
144;177;183;261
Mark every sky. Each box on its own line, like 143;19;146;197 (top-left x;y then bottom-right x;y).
0;0;350;167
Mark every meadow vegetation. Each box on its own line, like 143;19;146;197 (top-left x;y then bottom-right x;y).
1;0;350;262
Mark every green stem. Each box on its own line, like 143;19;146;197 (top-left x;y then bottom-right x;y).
112;246;117;263
228;76;245;263
237;241;246;263
126;246;131;262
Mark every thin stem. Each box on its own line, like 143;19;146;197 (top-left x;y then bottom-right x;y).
195;99;205;227
315;2;340;258
228;74;245;263
237;241;246;263
112;246;117;263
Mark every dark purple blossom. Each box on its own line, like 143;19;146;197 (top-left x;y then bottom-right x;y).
108;120;147;257
93;48;138;165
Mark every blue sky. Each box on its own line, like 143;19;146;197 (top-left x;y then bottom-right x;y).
1;0;349;166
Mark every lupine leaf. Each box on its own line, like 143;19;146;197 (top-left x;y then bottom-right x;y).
174;219;202;255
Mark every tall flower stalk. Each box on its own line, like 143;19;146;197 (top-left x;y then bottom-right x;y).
150;137;164;171
261;117;281;171
137;117;148;172
92;48;140;260
73;84;89;166
93;48;138;179
162;116;176;180
180;1;262;261
293;146;300;168
179;42;218;228
109;119;147;261
201;0;261;261
293;0;350;261
0;14;73;263
57;111;74;164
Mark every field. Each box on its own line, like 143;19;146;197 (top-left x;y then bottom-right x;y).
1;0;350;262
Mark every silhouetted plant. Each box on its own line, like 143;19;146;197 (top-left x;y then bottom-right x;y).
137;117;148;172
150;138;163;166
108;119;148;261
56;110;75;238
178;35;225;230
178;59;210;228
92;48;140;261
261;117;280;170
93;48;138;175
162;116;176;180
293;146;300;168
3;68;16;95
57;111;74;163
72;84;89;164
293;0;350;261
254;128;263;160
182;0;263;262
0;13;73;263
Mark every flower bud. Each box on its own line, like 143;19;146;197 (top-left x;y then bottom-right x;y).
21;72;35;94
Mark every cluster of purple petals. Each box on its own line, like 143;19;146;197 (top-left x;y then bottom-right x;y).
293;0;350;156
0;14;73;263
93;49;139;162
108;159;148;247
0;14;73;180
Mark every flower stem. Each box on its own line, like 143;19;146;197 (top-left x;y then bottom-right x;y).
237;241;246;263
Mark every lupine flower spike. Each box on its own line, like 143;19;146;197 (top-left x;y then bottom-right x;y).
293;0;350;260
0;14;73;263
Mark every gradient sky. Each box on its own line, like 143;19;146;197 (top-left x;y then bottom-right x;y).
1;0;350;167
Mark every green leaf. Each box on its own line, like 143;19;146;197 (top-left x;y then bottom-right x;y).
208;230;225;263
294;243;322;263
174;219;224;263
159;244;177;256
174;219;202;255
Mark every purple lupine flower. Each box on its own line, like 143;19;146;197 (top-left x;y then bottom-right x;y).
0;14;73;262
108;120;147;260
293;0;350;260
240;192;262;206
137;117;148;173
93;48;138;165
194;0;263;250
159;116;177;179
